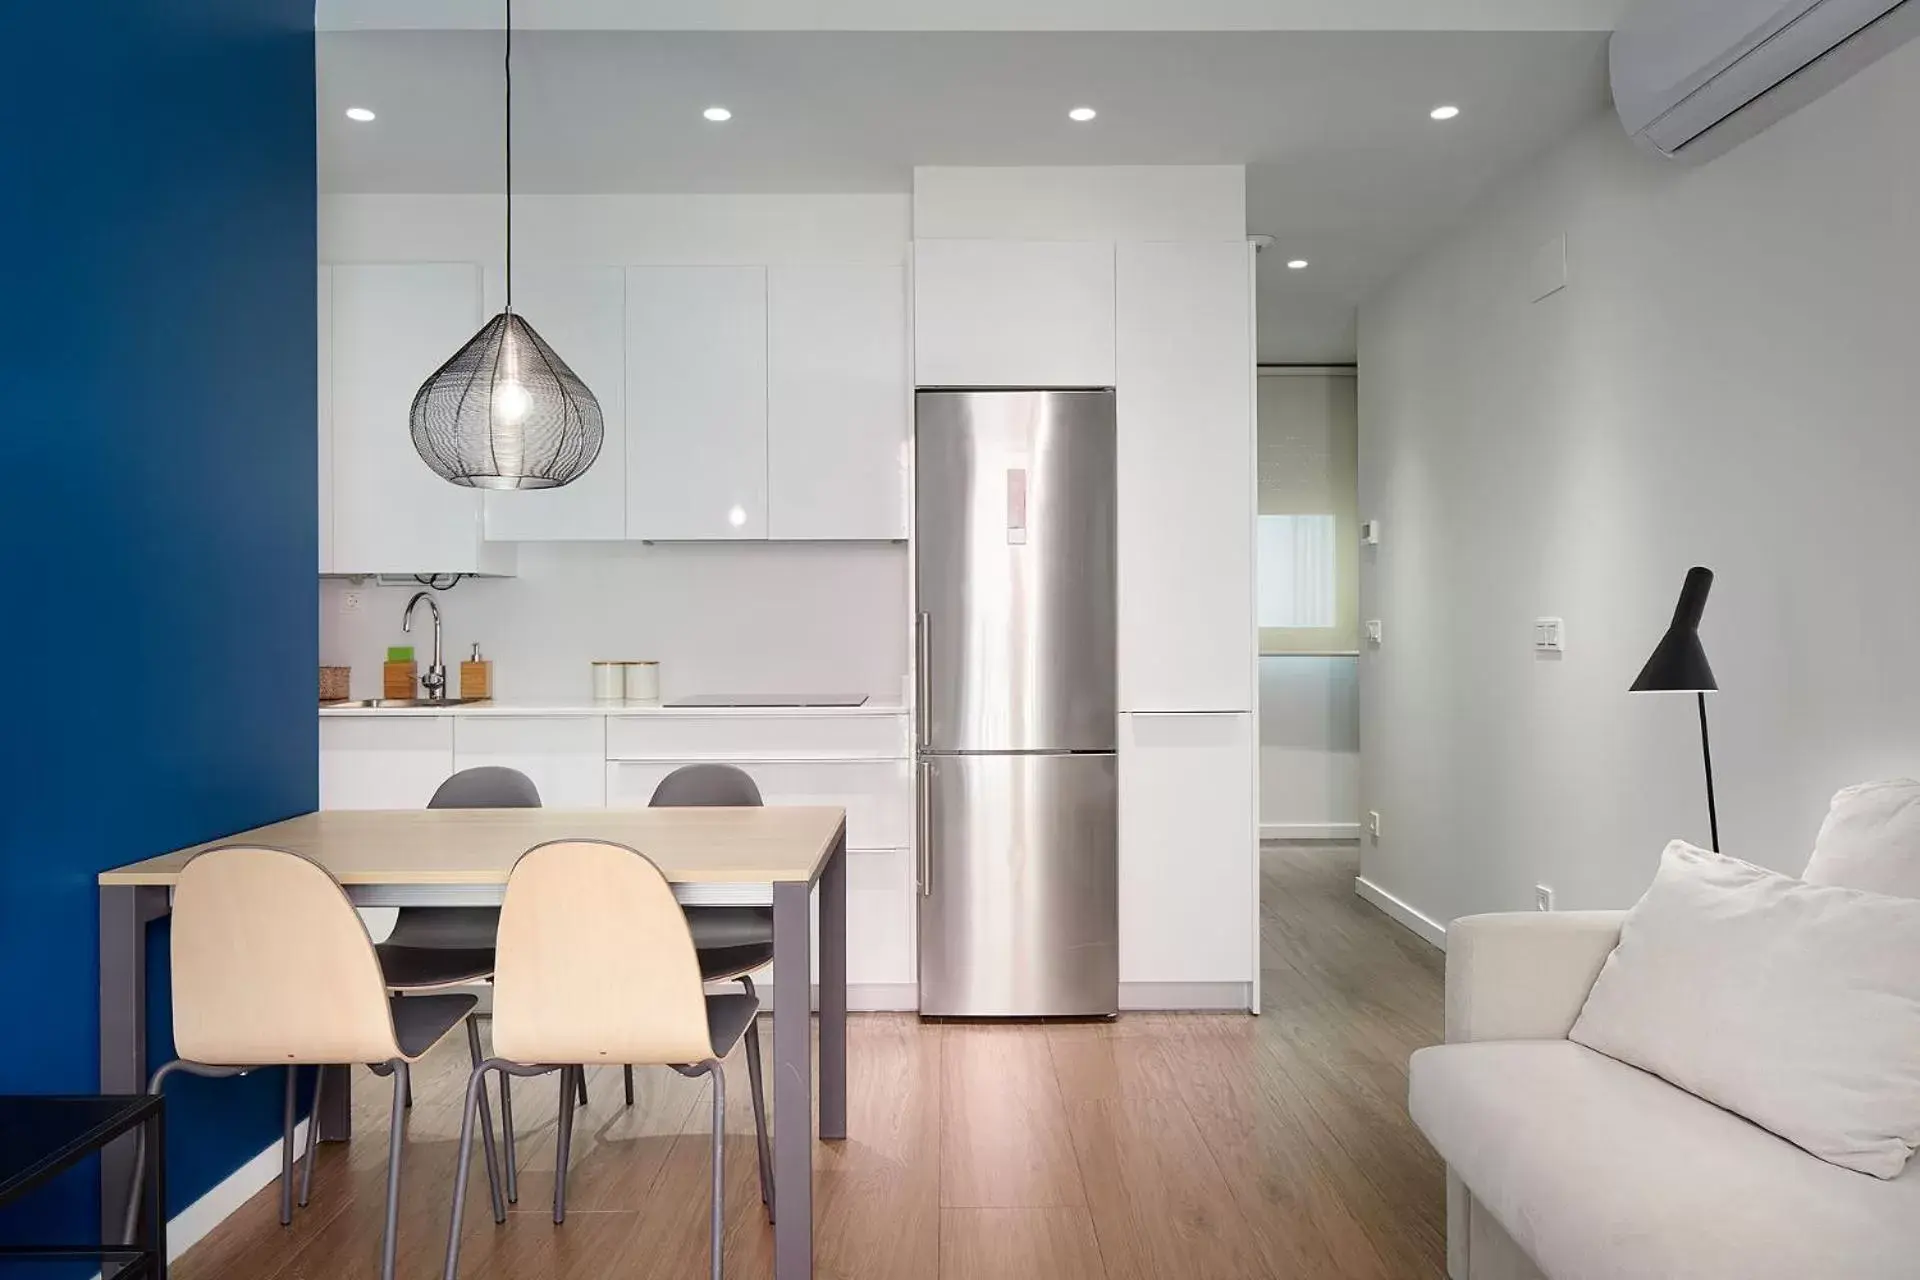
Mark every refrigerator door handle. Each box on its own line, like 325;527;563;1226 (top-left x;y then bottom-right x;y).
917;758;935;898
915;611;932;749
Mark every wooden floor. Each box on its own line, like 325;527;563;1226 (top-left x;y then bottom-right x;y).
175;842;1446;1280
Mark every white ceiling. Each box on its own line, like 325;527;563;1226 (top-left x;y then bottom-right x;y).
318;29;1613;361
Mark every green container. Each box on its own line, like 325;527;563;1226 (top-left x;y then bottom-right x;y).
386;646;415;662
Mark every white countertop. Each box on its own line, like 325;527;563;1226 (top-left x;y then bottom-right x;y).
320;697;907;719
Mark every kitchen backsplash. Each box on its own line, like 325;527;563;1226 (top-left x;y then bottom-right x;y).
320;541;908;702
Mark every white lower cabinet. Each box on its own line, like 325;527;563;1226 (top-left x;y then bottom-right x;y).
320;716;456;809
319;709;916;998
605;757;911;849
452;716;606;808
1117;711;1256;985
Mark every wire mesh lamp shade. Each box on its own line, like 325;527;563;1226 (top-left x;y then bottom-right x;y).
409;311;603;490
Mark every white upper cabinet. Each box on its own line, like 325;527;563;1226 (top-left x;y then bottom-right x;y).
768;264;909;541
329;263;514;576
318;267;335;574
626;266;768;541
912;240;1116;387
1115;241;1255;713
481;266;628;542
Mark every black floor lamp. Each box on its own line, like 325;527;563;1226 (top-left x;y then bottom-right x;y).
1631;567;1720;851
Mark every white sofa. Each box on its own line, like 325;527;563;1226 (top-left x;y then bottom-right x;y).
1409;910;1920;1280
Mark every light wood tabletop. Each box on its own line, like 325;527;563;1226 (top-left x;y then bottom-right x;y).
96;806;849;886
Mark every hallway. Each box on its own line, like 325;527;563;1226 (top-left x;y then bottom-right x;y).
174;842;1445;1279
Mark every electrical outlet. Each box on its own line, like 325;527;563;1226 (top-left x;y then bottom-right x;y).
1535;884;1555;912
1367;810;1382;839
1364;619;1383;646
341;590;363;615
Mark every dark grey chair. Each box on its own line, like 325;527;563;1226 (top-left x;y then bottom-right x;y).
628;762;776;1220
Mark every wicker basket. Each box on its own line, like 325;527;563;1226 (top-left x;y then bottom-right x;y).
319;665;351;703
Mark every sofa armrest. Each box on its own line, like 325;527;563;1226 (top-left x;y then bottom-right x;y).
1445;911;1625;1044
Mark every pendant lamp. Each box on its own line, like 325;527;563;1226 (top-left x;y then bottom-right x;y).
410;0;602;490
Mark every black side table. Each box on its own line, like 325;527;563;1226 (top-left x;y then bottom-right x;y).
0;1095;165;1277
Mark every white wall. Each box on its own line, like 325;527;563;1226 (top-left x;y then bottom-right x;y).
320;192;912;703
321;542;907;702
1357;39;1920;930
1260;655;1359;837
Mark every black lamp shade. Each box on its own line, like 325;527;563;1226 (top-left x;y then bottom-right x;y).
1631;566;1718;692
410;312;603;491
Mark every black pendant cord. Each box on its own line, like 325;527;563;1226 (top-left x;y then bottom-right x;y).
503;0;513;314
1698;691;1720;852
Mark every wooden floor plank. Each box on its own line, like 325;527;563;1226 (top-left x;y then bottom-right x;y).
939;1025;1085;1209
939;1207;1108;1280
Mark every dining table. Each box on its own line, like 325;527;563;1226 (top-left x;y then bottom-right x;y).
96;804;848;1280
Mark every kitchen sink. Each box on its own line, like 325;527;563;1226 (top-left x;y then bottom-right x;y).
322;698;491;709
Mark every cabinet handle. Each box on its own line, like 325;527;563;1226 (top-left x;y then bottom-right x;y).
918;760;934;899
915;611;932;750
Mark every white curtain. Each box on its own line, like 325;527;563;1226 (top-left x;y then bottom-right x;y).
1257;513;1337;629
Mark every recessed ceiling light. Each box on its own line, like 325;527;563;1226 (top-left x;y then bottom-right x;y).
1286;259;1309;270
703;106;733;122
1429;104;1461;121
344;106;376;123
1068;106;1097;122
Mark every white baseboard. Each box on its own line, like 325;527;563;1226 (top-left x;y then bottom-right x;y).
1119;981;1252;1011
163;1118;306;1263
1354;876;1448;950
1262;822;1362;841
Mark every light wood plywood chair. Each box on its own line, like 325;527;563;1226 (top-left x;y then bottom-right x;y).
442;839;771;1280
129;845;503;1280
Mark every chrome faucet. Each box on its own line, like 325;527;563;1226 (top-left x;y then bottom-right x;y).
402;592;447;701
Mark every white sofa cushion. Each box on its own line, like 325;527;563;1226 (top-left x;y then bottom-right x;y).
1568;842;1920;1178
1410;1041;1920;1280
1805;778;1920;899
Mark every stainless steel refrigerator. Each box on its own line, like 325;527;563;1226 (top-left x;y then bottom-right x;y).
914;388;1119;1018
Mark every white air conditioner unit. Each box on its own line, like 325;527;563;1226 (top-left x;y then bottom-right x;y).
1612;0;1920;160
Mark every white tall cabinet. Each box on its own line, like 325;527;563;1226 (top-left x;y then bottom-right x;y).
1115;240;1256;713
1111;238;1256;1007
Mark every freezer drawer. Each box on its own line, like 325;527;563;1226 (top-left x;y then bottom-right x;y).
917;752;1118;1017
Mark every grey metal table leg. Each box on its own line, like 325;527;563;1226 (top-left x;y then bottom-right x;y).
772;877;814;1280
99;883;168;1252
818;830;848;1142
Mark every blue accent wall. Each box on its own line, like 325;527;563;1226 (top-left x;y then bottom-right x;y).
0;0;317;1237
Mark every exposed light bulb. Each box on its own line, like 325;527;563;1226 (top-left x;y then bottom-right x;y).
493;379;531;425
